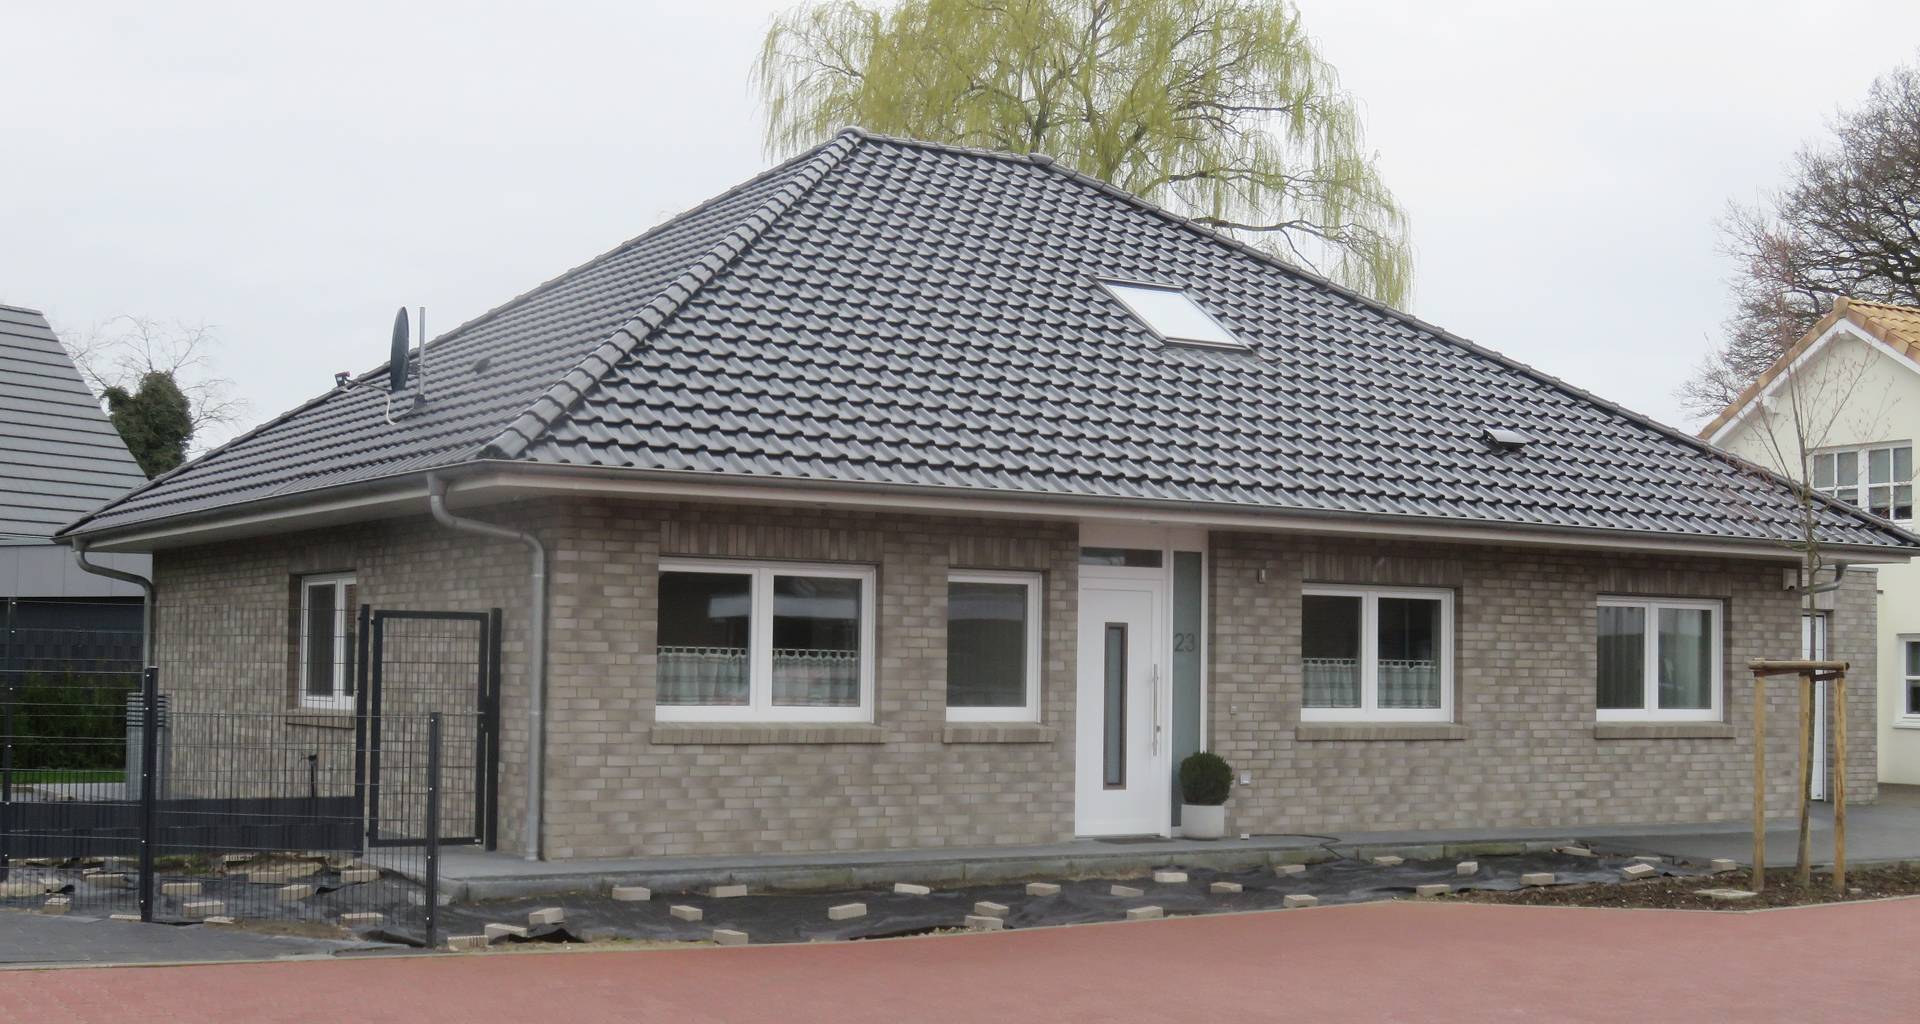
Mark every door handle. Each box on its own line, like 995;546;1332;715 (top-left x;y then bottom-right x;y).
1152;663;1163;756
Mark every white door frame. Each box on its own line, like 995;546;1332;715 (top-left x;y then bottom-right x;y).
1804;611;1831;801
1075;569;1170;836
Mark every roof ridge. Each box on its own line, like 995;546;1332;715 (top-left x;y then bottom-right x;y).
475;128;868;461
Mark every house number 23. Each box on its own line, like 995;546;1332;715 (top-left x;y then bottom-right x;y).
1173;632;1198;652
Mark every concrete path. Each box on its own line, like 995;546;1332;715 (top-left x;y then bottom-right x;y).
3;898;1914;1022
0;911;389;967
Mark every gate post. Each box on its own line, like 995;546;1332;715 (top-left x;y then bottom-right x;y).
2;672;14;882
137;667;159;923
424;712;442;950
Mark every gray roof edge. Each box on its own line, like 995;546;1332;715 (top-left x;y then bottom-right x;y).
58;455;1920;556
475;129;868;461
0;303;46;316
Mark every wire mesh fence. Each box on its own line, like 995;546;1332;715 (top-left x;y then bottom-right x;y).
0;604;496;948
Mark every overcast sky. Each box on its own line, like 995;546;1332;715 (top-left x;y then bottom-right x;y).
4;1;1919;449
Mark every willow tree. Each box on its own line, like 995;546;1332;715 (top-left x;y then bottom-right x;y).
756;0;1412;305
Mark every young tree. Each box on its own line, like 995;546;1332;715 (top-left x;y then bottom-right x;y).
60;315;245;474
756;0;1412;306
1681;59;1920;417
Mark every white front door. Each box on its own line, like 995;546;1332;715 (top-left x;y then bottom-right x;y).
1076;580;1168;836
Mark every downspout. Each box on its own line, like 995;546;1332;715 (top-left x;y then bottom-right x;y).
426;472;547;861
1803;563;1849;595
72;540;155;670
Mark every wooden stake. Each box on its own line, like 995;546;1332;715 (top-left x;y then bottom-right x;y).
1834;670;1848;893
1752;668;1766;893
1797;671;1813;887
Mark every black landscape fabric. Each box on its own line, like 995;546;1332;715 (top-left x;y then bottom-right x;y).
373;852;1708;947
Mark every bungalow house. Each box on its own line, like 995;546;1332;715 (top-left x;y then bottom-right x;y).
1702;298;1920;788
56;130;1914;863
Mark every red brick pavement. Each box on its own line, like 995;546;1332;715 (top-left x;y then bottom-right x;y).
3;898;1914;1023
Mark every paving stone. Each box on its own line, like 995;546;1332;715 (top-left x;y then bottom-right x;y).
1710;859;1739;873
1152;870;1188;884
528;907;566;926
339;912;384;927
1025;883;1061;896
1110;885;1144;898
84;873;127;888
338;869;380;885
893;883;931;896
610;886;651;901
1559;847;1595;857
670;905;703;922
1456;861;1479;875
446;935;490;950
1696;888;1758;901
1370;856;1404;867
159;882;202;896
972;901;1008;918
484;924;529;940
711;929;749;946
1126;906;1164;921
828;903;867;921
1520;873;1556;887
182;900;225;918
710;884;747;898
1211;882;1243;894
963;915;1004;931
1622;863;1658;879
277;884;314;901
1633;855;1664;863
109;913;141;922
1275;864;1307;875
1416;884;1451;897
41;897;70;915
1282;894;1318;909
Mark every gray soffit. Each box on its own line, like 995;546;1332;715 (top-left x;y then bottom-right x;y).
0;305;146;544
57;131;1920;552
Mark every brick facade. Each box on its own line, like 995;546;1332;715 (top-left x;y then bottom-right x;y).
151;498;1877;861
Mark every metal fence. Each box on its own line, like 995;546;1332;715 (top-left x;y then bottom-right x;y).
0;605;490;948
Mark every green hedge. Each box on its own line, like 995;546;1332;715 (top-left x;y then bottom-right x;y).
2;673;140;772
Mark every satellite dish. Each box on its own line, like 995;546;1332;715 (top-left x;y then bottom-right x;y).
388;307;410;392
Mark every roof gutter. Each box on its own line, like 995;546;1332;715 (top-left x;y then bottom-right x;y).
426;472;548;862
58;459;1920;562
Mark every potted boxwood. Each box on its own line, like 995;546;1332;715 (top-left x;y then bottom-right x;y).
1179;751;1232;840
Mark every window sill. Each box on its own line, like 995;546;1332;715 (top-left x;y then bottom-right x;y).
1295;723;1467;742
649;723;886;745
1593;722;1736;740
285;711;355;731
1891;719;1920;731
942;724;1058;744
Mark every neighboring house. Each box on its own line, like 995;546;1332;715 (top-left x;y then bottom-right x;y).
1;304;148;674
1704;297;1920;787
57;131;1916;863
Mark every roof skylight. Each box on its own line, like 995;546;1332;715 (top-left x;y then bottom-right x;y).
1102;282;1245;349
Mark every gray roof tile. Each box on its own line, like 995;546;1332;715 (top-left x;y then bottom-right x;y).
61;132;1917;551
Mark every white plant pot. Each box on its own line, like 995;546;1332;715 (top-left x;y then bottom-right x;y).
1181;804;1226;840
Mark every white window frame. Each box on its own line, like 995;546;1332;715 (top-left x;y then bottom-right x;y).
654;558;876;723
1810;442;1912;523
298;573;356;711
945;570;1043;723
1899;637;1920;728
1595;597;1723;722
1299;585;1454;723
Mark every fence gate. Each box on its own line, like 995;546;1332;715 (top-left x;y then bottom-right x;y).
359;608;500;850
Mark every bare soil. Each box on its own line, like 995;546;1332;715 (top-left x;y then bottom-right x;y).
1451;865;1920;910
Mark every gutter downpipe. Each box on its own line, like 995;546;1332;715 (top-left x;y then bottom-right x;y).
426;472;547;861
72;540;155;671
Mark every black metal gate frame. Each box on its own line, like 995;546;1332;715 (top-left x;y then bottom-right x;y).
354;607;501;851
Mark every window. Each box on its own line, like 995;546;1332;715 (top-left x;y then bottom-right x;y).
1903;640;1920;724
946;572;1041;722
655;560;875;722
1811;444;1912;521
1100;282;1245;349
298;574;356;710
1300;586;1452;722
1596;598;1721;721
1079;547;1163;568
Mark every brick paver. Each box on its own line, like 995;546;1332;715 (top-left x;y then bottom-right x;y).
4;899;1914;1023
